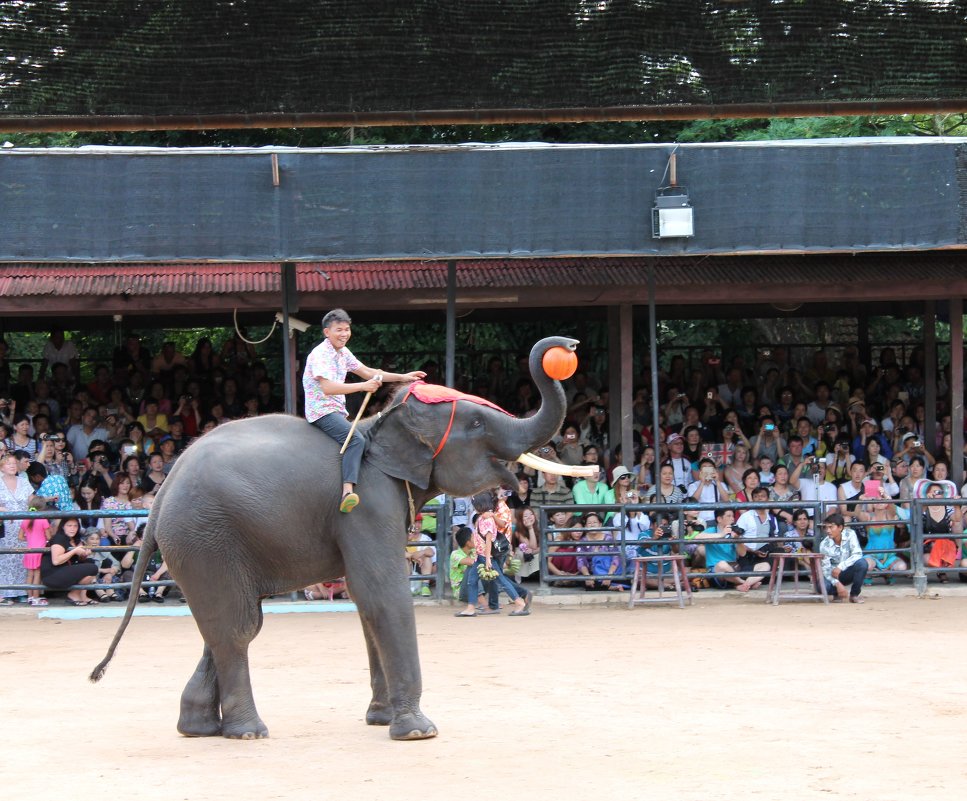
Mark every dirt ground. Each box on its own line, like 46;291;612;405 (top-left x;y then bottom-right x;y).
5;592;967;800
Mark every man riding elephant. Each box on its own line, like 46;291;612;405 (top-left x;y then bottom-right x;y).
303;308;425;513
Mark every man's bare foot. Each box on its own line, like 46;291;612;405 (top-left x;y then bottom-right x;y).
849;596;866;604
735;582;752;593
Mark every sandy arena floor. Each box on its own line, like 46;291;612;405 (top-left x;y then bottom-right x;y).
4;591;967;800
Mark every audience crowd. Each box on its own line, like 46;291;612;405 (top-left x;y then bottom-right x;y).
1;331;965;606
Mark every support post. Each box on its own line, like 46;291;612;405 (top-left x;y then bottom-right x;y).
606;305;635;468
924;301;937;456
280;262;299;415
445;260;456;388
952;297;964;489
648;265;661;457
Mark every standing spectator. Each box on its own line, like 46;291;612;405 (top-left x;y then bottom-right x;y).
818;512;869;603
25;462;76;511
0;452;45;604
151;341;188;386
38;326;80;384
806;382;833;427
19;510;50;606
113;334;152;379
448;526;478;604
66;407;109;460
511;506;542;582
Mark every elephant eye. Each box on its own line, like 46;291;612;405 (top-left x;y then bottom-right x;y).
471;417;483;429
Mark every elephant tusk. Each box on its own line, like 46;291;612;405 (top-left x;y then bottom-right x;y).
517;451;597;477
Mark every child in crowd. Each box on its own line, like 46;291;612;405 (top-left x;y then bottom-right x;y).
85;530;122;601
448;526;478;603
19;509;50;606
757;455;776;486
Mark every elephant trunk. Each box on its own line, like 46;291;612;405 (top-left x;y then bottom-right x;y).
488;336;577;461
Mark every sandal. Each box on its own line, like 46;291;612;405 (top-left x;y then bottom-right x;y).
454;610;477;617
0;599;14;606
339;492;360;514
508;609;530;617
32;598;48;607
69;599;94;606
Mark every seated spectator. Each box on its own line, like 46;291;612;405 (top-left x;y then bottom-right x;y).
506;472;532;510
576;511;623;591
136;397;169;436
851;417;893;461
686;458;731;525
736;486;786;568
84;530;123;601
39;516;98;605
634;444;657;491
75;475;104;539
733;467;761;509
125;421;154;459
151;341;188;383
722;441;753;494
838;461;872;526
304;580;349;601
645;463;687;504
571;459;614;509
664;432;692;486
101;474;138;545
806;381;833;427
694;507;762;592
556;423;584;466
862;488;909;581
818;512;868;603
821;435;855;484
768;463;801;526
66;406;109;460
141;452;167;494
156;435;180;473
757;455;776;487
405;516;436;597
917;478;962;582
788;508;815;551
4;413;39;457
121;454;145;490
750;416;786;463
546;510;583;582
681;425;704;463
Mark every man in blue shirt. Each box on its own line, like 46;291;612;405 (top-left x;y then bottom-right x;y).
698;507;762;593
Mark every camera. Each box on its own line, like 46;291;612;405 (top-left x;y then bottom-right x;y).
684;521;705;534
706;391;714;399
40;433;62;442
723;424;735;433
913;440;922;448
730;525;745;536
873;463;884;472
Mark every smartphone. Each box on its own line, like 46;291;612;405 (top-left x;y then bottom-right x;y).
706;391;713;399
863;479;882;497
764;424;776;431
897;391;910;403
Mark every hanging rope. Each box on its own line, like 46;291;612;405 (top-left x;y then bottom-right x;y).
232;307;278;345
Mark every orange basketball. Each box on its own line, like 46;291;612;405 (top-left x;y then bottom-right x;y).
542;346;578;381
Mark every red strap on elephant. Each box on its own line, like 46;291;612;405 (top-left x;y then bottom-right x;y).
401;381;513;459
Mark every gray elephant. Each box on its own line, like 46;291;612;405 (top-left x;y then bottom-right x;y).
90;336;587;741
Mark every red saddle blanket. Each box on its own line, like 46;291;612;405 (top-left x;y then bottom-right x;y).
402;381;513;417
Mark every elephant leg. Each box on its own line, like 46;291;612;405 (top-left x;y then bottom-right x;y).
346;569;437;740
359;615;392;726
177;644;222;737
193;593;269;740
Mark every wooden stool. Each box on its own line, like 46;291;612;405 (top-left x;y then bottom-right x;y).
629;555;692;609
766;551;829;605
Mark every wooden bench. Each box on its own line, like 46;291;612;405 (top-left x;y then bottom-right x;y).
628;555;692;610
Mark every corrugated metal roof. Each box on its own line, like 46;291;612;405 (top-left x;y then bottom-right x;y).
0;252;965;299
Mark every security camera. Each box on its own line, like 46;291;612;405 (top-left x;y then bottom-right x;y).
275;312;311;334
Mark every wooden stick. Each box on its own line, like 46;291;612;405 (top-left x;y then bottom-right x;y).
341;391;373;454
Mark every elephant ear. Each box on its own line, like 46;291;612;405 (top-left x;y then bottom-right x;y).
365;401;437;490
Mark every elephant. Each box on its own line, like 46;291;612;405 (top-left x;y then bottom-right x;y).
90;336;589;741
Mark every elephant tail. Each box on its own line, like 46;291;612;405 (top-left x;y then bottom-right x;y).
89;521;159;683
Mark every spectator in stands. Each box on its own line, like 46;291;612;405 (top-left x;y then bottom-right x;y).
40;516;98;605
664;432;692;487
165;417;189;453
86;363;114;405
511;507;541;582
101;474;138;545
735;486;783;572
863;487;909;581
75;475;104;539
851;417;893;461
838;461;872;526
771;385;797;431
156;435;179;473
822;435;855;484
38;326;80;384
576;510;623;591
405;517;436;597
137;396;169;436
546;509;583;583
733;467;760;509
25;462;75;511
750;416;786;463
918;479;962;582
256;378;283;414
67;406;108;460
122;454;144;490
141;452;167;494
687;458;731;525
818;512;868;603
756;454;776;487
789;508;815;550
695;507;761;592
717;367;744;409
806;382;833;427
769;464;801;526
556;423;583;466
505;473;531;510
571;459;614;511
4;413;38;457
722;441;753;495
219;376;244;419
125;421;153;459
646;462;687;505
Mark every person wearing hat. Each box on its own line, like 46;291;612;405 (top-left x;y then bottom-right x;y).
895;431;935;472
851;416;893;461
157;435;179;474
818;512;868;603
664;432;692;487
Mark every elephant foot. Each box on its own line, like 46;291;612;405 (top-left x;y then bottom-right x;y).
221;715;270;740
389;711;438;740
365;702;393;726
177;717;223;738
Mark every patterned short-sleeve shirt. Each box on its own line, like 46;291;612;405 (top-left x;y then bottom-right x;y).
302;339;362;422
